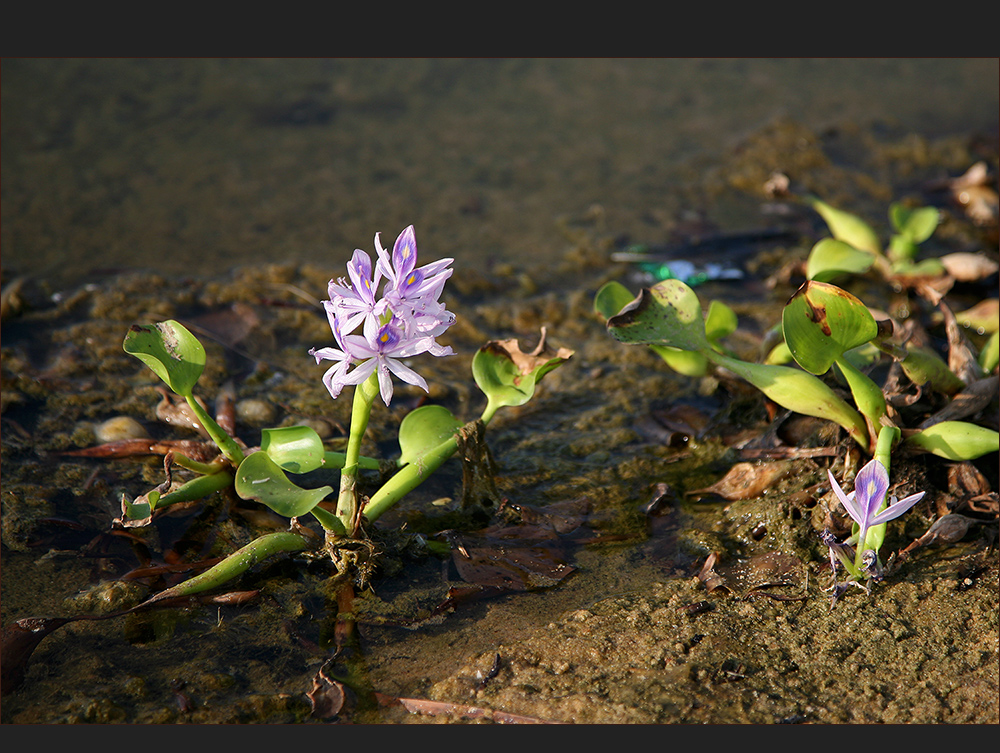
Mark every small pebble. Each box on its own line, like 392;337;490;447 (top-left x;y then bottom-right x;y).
298;417;340;439
236;398;278;426
94;416;148;443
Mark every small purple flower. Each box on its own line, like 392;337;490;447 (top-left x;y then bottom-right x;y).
326;248;386;335
336;320;442;406
308;317;354;400
375;225;455;333
827;458;925;553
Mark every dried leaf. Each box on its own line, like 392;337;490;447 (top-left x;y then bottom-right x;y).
186;303;261;348
687;461;794;500
155;387;211;437
696;552;728;593
448;537;574;591
717;552;803;596
917;376;999;429
61;437;207;459
502;498;591;535
386;695;561;723
948;462;993;497
307;664;348;720
899;514;976;559
939;299;987;385
493;326;575;376
940;253;999;282
2;617;73;695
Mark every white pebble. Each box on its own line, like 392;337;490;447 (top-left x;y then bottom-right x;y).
95;416;148;443
236;398;278;426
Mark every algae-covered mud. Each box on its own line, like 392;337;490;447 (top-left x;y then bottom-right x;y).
2;60;998;723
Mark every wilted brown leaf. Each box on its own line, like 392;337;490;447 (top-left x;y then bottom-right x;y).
940;254;999;283
687;461;794;500
488;326;574;376
2;617;73;695
307;664;349;720
446;533;575;591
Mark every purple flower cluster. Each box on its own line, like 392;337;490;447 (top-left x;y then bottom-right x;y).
310;226;455;406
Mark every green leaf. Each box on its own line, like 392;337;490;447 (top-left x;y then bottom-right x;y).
905;421;999;460
808;197;882;255
806;238;877;282
594;281;638;321
980;331;999;373
473;333;573;423
899;345;966;395
398;405;462;466
955;299;999;334
260;426;327;474
597;282;708;375
889;258;947;278
123;321;205;398
764;340;793;365
840;342;881;371
705;300;738;343
122;490;157;523
889;203;938;243
649;345;709;376
887;234;921;264
234;451;332;518
782;281;878;375
606;279;709;352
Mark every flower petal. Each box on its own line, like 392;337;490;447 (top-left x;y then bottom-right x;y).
854;458;890;521
376;362;394;406
869;491;926;526
828;469;864;527
385;356;429;394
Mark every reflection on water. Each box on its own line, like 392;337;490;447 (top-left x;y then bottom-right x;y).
3;58;998;290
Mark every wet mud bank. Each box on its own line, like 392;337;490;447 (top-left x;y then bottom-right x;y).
3;114;998;722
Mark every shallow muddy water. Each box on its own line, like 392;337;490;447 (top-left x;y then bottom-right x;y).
2;59;998;723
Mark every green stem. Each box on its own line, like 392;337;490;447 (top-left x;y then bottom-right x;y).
834;356;887;442
185;394;245;466
854;425;902;572
480;403;498;426
323;451;381;471
873;425;899;474
156;470;234;507
142;531;311;605
170;453;229;476
336;372;380;532
706;350;870;450
363;432;460;523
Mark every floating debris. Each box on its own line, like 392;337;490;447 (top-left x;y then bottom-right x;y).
611;228;795;285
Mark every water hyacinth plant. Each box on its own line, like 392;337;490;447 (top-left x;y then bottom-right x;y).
595;194;998;589
118;225;572;603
